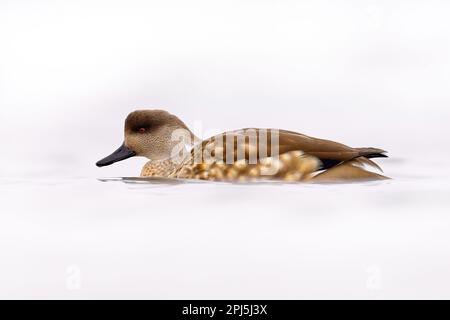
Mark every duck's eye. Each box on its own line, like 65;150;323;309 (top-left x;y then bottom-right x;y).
138;128;146;134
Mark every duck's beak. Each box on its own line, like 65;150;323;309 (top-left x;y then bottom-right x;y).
96;143;136;167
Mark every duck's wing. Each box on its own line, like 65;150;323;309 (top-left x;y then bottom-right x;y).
199;128;387;169
274;129;387;169
174;129;387;182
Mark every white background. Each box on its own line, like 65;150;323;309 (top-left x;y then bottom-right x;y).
1;0;450;299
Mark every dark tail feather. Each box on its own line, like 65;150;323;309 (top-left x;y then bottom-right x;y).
365;153;388;159
356;147;388;159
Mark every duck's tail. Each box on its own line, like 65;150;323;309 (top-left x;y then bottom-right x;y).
356;147;388;159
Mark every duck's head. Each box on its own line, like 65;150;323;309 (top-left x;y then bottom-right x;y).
96;109;193;167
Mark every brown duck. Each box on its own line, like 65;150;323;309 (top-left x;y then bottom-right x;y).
96;110;389;182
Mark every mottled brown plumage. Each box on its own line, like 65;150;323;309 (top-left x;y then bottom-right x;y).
96;110;389;182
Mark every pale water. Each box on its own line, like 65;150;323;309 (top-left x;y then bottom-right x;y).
1;158;450;299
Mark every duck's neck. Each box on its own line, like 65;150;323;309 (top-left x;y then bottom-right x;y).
140;140;196;177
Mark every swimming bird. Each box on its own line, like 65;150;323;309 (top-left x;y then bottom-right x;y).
96;110;389;182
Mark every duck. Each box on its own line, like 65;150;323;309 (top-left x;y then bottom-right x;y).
96;109;389;182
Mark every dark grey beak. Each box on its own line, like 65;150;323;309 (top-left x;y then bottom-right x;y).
96;143;136;167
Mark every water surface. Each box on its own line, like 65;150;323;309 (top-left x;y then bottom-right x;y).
1;159;450;299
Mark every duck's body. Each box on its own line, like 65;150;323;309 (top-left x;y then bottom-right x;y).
97;110;389;182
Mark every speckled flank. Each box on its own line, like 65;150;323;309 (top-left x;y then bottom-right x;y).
172;150;321;182
139;140;322;181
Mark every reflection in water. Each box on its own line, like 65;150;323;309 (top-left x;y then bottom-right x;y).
98;177;194;185
97;176;391;187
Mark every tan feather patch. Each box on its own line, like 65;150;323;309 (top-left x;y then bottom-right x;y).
173;150;321;182
310;159;390;182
